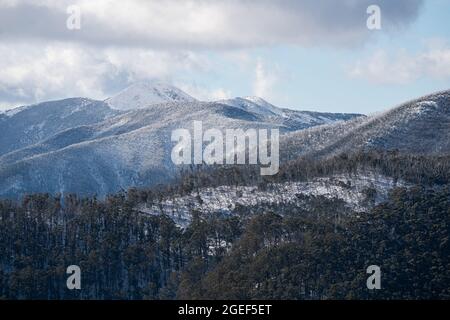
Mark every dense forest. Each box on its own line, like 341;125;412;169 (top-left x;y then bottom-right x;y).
1;151;449;299
162;150;450;198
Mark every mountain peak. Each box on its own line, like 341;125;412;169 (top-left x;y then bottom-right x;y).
105;81;197;111
219;96;284;117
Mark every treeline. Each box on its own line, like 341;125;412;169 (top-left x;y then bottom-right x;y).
142;150;450;200
0;150;445;210
278;150;450;186
1;184;449;299
4;150;436;216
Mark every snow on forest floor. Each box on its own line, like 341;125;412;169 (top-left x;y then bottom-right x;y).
137;171;406;227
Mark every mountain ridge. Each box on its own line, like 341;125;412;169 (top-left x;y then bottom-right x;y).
281;89;450;161
0;83;364;198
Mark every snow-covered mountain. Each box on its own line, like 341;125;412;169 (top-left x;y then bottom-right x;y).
0;98;120;157
105;81;197;110
219;96;284;117
2;85;449;200
218;96;362;131
0;82;363;198
133;89;450;228
281;89;450;161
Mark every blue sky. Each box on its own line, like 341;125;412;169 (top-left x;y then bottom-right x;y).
1;0;449;114
177;0;450;114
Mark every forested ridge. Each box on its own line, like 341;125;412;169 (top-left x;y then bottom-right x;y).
167;150;450;197
0;151;449;299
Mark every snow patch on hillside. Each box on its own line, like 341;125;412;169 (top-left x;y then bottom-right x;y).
1;105;30;117
137;172;405;227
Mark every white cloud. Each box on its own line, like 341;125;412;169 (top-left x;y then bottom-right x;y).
0;41;210;109
0;0;426;107
421;47;450;78
349;44;450;84
207;88;233;101
176;82;232;101
253;58;279;99
0;0;424;49
0;43;107;106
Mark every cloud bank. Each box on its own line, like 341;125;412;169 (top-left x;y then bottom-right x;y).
350;42;450;84
0;0;424;49
0;0;425;108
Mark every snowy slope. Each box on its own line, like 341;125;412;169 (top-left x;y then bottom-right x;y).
105;81;197;110
281;89;450;160
138;172;405;227
0;98;120;157
0;83;363;199
219;96;284;116
219;96;363;131
0;101;313;198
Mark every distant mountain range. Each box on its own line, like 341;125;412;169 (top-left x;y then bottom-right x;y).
0;82;362;198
